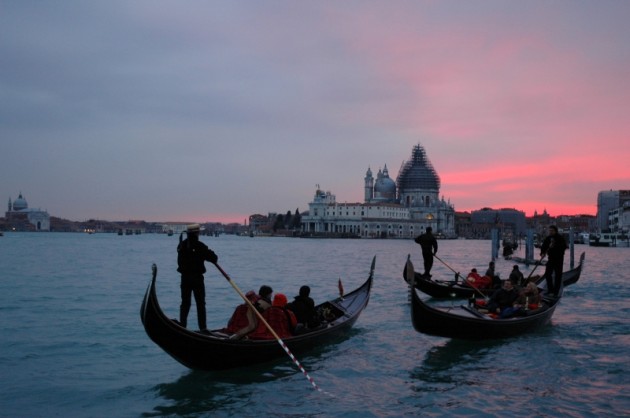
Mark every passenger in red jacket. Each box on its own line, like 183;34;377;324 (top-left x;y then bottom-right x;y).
466;268;492;289
223;290;259;339
249;293;297;340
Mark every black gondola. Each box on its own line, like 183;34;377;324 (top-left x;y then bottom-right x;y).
406;259;563;340
140;256;375;371
405;252;584;299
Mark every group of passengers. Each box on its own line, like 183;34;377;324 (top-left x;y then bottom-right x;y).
462;259;542;318
222;284;322;340
464;261;502;289
477;269;542;318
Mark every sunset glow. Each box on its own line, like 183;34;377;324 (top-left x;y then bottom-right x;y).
1;2;629;223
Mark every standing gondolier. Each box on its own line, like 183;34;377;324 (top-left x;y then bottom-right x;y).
414;227;438;277
540;225;567;297
177;224;218;331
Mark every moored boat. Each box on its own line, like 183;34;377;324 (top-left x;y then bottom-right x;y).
589;233;630;247
510;255;547;266
141;257;375;371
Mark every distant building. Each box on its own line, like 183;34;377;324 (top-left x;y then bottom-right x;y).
301;144;456;238
470;207;526;239
6;192;50;231
608;202;630;233
597;190;630;232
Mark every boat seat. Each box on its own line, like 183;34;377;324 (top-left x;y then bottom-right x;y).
461;305;493;319
206;330;231;338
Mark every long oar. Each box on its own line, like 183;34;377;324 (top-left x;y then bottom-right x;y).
434;254;489;301
525;255;546;281
213;262;323;393
523;254;547;289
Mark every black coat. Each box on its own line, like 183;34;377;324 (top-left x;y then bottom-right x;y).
177;237;217;276
287;295;318;327
541;233;567;262
414;233;438;255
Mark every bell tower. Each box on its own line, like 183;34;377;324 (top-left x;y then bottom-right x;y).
364;167;374;202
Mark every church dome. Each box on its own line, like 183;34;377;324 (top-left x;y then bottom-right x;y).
373;165;397;201
12;193;28;211
374;166;396;195
396;144;440;191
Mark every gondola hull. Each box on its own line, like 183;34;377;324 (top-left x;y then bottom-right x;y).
410;289;559;339
141;258;374;371
407;259;562;340
407;252;584;299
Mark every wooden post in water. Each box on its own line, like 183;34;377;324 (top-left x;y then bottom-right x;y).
525;229;534;265
491;228;499;261
569;227;575;269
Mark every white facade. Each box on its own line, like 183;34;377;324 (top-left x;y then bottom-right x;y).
597;190;630;231
608;202;630;233
6;193;50;231
301;144;456;238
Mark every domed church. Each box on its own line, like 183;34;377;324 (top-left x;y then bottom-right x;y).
6;192;50;231
301;144;456;238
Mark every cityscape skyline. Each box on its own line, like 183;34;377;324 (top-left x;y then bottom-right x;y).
4;188;599;226
2;2;629;224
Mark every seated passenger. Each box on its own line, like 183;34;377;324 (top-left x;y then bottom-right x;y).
249;293;297;340
254;285;273;313
516;279;541;309
466;268;482;282
222;290;259;339
509;265;525;287
466;268;492;289
287;285;320;329
485;261;501;288
486;279;520;317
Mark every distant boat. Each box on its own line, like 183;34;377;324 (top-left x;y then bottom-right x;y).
117;229;123;236
577;232;590;244
167;230;173;236
510;256;547;266
589;233;630;247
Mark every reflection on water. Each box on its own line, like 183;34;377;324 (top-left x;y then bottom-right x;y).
420;339;505;372
147;363;300;416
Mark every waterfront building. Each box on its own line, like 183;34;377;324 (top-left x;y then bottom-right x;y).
608;202;630;234
301;144;456;238
5;192;50;231
597;190;630;232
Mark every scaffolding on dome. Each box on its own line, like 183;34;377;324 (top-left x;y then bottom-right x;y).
396;144;441;190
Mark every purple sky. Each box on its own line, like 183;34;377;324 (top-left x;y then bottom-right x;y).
2;1;629;223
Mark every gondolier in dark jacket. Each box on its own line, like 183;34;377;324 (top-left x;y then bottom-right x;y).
540;225;567;297
414;227;438;277
177;223;218;331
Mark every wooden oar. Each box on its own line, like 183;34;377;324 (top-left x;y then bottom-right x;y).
433;254;489;301
525;254;546;282
213;262;323;393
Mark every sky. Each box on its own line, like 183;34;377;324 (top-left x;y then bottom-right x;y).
2;1;629;224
